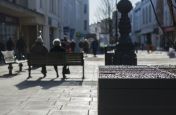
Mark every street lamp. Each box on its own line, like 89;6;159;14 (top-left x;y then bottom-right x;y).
113;0;137;65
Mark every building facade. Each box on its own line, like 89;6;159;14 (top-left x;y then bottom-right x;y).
163;0;176;49
0;0;61;51
131;0;165;50
0;0;45;52
61;0;89;41
140;0;159;50
131;2;142;44
0;0;89;51
28;0;60;50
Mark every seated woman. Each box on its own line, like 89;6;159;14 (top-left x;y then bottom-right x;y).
50;38;66;78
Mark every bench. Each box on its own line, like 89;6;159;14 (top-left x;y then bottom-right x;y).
27;53;84;79
1;51;26;75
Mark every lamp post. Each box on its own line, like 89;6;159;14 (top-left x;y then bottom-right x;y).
113;0;137;65
115;0;118;43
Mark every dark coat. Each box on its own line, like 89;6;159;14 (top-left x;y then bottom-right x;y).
70;41;76;52
91;40;98;50
0;42;5;51
50;46;66;53
6;39;15;51
83;41;89;53
31;43;48;55
16;38;26;52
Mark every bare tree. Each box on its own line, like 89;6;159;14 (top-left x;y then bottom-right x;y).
96;0;116;35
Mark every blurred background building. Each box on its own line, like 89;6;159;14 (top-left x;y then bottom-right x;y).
0;0;89;51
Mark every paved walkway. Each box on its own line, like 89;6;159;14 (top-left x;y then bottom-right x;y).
0;51;175;115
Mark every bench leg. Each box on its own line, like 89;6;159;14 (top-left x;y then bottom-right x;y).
82;65;85;79
8;63;13;75
27;66;31;79
19;63;23;71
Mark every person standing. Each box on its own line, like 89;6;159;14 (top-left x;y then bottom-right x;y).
0;41;5;63
83;39;89;57
79;39;84;53
6;37;15;51
91;39;99;57
70;40;76;53
134;42;139;53
30;36;48;78
16;37;26;60
50;38;66;78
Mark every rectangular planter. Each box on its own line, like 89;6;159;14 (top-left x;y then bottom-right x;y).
98;66;176;115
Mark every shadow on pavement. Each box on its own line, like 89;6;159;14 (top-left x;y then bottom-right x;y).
0;73;18;78
15;77;84;90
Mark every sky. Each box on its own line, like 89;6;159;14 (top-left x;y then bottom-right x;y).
89;0;140;24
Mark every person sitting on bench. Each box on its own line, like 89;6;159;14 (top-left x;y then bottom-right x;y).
50;38;66;79
30;36;48;78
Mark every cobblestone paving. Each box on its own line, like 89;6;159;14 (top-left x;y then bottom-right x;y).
0;52;175;115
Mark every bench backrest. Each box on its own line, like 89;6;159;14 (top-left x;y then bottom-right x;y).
1;51;15;64
66;53;84;65
28;53;84;66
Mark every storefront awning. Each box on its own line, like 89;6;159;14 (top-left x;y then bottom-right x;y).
0;1;45;25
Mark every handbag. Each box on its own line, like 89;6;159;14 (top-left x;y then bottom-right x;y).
63;66;70;74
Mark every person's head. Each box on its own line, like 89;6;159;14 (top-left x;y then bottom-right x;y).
71;39;75;42
35;35;43;44
64;37;67;42
53;38;61;46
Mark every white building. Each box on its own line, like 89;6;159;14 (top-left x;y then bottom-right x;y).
89;22;101;40
163;0;176;49
82;0;89;34
131;0;163;50
131;2;142;43
140;0;159;49
61;0;89;40
28;0;61;49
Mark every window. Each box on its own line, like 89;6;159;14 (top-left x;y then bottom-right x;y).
84;20;87;31
40;0;43;8
50;0;56;14
50;0;54;13
149;5;151;23
146;6;148;24
84;4;87;14
9;0;16;3
143;9;145;24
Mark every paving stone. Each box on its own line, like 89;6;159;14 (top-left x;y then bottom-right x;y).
61;105;90;110
89;110;97;115
70;97;92;102
66;101;90;106
23;104;60;110
48;110;88;115
8;110;49;115
0;110;11;115
25;101;56;106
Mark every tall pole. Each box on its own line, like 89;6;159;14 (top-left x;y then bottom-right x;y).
108;1;111;43
115;0;118;43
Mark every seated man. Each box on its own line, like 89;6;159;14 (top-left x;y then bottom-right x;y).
30;36;48;78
